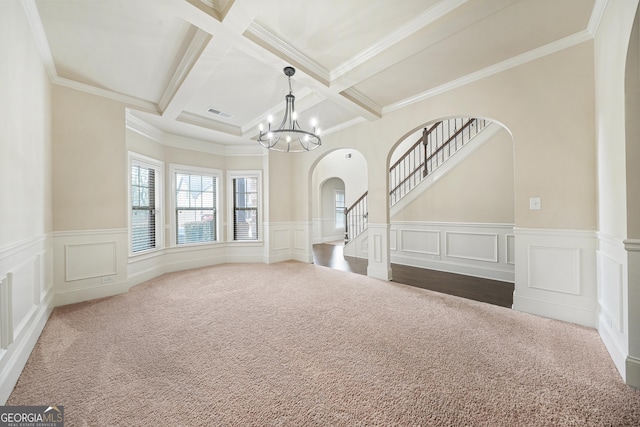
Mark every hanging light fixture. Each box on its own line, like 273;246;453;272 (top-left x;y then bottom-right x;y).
257;66;321;152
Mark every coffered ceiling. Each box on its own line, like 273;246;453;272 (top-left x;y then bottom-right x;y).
28;0;601;147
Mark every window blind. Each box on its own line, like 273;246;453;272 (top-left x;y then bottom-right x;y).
131;164;156;252
233;177;258;240
176;172;217;245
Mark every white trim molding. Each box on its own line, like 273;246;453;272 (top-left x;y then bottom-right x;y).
390;221;514;283
0;233;54;404
513;228;597;327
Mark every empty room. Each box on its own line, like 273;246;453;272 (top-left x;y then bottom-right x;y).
2;0;640;425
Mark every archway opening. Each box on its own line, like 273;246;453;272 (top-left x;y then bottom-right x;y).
309;148;368;275
385;116;516;307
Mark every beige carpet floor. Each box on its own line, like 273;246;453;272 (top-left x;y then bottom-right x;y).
8;261;640;426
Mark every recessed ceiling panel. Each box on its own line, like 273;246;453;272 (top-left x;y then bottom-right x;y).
353;0;595;107
182;48;290;126
254;0;440;71
36;0;192;103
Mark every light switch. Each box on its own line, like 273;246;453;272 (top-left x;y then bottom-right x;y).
529;197;541;210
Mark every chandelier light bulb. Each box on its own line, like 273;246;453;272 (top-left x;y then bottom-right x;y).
311;118;317;127
256;66;321;152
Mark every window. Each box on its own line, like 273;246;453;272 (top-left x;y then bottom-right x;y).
230;173;261;241
171;165;220;246
335;190;345;229
129;153;163;254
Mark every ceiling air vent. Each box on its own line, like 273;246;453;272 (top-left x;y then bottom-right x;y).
207;107;233;119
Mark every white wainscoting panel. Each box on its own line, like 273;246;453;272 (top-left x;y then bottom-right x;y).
264;222;293;264
292;222;312;263
446;232;497;262
65;242;117;281
596;233;629;380
391;222;514;282
367;224;391;280
597;250;624;333
273;229;290;251
513;228;597;328
0;234;54;405
8;260;37;340
0;276;11;349
54;229;128;306
401;230;439;255
506;234;516;265
527;246;580;295
390;229;397;251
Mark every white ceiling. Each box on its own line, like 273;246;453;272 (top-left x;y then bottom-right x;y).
30;0;600;147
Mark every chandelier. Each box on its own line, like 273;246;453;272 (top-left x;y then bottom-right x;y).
257;66;321;152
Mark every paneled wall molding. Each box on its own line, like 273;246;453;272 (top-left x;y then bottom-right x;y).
0;232;53;404
0;233;49;260
390;221;514;282
53;228;128;238
366;223;392;280
513;227;597;328
597;231;626;248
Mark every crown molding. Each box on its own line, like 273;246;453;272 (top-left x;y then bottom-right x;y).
331;0;468;81
177;111;243;136
322;117;367;137
21;0;58;82
126;110;263;156
340;88;382;118
52;76;159;112
243;21;330;86
384;30;593;114
587;0;609;37
158;27;212;114
125;111;165;143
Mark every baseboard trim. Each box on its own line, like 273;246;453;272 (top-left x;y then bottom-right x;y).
513;293;596;328
0;291;54;404
54;281;129;307
598;314;627;379
627;356;640;389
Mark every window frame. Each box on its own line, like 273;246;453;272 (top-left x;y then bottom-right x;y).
128;152;164;257
227;170;262;243
335;189;345;230
169;164;222;248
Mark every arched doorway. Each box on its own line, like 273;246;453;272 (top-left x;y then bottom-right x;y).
309;148;368;274
385;117;516;307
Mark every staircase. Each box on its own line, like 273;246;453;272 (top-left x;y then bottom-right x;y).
344;117;491;246
344;191;367;244
390;118;488;206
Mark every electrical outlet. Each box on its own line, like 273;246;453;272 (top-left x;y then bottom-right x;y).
529;197;541;210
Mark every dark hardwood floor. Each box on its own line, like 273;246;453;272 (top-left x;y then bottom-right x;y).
312;243;514;308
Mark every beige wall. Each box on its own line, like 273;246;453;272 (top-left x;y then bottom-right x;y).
393;129;514;223
267;151;293;222
53;86;127;231
287;41;596;231
0;0;53;245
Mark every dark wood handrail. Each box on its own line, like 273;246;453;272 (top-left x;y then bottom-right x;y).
424;119;476;166
345;191;368;216
389;165;424;196
389;122;442;171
